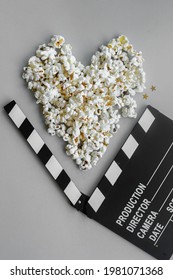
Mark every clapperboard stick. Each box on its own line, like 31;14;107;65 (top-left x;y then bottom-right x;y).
4;100;88;211
4;100;156;215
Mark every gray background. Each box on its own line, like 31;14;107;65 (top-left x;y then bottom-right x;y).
0;0;173;260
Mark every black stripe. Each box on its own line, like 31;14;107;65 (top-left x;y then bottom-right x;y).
131;122;145;143
115;150;129;170
4;100;16;114
38;144;52;165
97;176;112;197
19;118;34;139
56;170;71;191
85;204;98;218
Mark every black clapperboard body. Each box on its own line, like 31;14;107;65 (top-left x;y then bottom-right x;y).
4;101;173;259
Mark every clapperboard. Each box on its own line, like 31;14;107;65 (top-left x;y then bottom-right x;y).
4;100;173;260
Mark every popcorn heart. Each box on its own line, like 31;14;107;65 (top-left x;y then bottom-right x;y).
22;35;145;170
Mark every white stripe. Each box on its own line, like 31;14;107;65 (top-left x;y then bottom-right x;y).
27;129;44;154
9;104;26;128
105;161;122;185
88;188;105;212
64;181;81;205
138;108;155;133
122;134;139;159
45;155;62;179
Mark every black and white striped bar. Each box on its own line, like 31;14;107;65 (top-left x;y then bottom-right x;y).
88;107;156;213
4;100;155;214
4;100;85;209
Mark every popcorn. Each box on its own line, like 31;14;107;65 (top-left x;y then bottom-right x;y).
23;35;146;170
50;35;65;48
